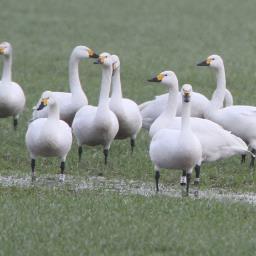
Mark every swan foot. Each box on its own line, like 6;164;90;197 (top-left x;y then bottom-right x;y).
155;170;160;192
180;174;187;197
241;155;246;164
103;149;109;165
31;174;36;182
130;139;135;153
78;146;83;162
59;174;65;182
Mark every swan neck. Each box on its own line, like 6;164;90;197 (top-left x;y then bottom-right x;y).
48;103;60;121
111;67;122;100
69;53;82;94
163;82;179;117
1;55;12;83
98;66;112;109
181;100;191;132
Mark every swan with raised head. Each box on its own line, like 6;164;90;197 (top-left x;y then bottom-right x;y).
25;92;72;181
109;54;142;151
197;54;256;167
32;45;98;125
148;71;249;192
139;80;233;130
72;52;119;164
150;84;202;195
0;42;26;129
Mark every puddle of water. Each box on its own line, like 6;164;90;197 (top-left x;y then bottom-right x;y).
0;174;255;205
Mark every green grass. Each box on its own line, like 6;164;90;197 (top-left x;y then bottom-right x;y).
0;187;256;256
1;0;256;254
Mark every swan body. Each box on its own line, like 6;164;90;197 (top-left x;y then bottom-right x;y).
26;92;72;181
198;54;256;165
140;86;233;130
109;55;142;149
72;52;119;163
0;42;25;128
150;84;202;195
32;45;98;125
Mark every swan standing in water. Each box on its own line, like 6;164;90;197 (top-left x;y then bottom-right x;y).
72;52;119;164
197;54;256;167
109;55;142;152
150;84;202;196
26;92;72;182
0;42;26;129
148;71;249;193
32;46;98;125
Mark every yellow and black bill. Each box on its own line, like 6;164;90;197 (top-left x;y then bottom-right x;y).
147;74;164;82
37;98;49;111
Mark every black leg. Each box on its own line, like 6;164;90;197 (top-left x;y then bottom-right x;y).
241;155;246;164
155;170;160;192
78;146;82;162
250;149;256;169
130;138;135;153
60;161;65;174
13;118;18;130
194;165;201;185
103;149;109;165
186;173;191;196
31;159;35;181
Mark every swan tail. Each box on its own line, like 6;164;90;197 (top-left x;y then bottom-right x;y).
138;100;152;111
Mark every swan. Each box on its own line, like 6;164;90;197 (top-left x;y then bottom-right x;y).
150;84;202;196
197;54;256;167
25;92;72;182
109;55;142;151
72;52;119;164
148;71;249;192
32;45;98;125
139;81;233;130
0;42;26;129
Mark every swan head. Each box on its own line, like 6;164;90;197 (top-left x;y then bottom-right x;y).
72;45;98;60
181;84;192;103
0;42;12;56
197;54;224;70
111;55;120;75
36;91;56;111
147;71;178;88
94;52;113;67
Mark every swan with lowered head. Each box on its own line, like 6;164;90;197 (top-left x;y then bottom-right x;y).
32;45;98;125
139;78;233;130
0;42;26;129
72;52;119;164
150;84;202;195
148;71;249;192
25;92;72;181
109;54;142;151
197;54;256;167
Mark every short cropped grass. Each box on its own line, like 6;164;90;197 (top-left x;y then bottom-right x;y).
1;0;256;254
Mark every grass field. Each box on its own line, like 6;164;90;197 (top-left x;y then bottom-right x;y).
1;0;256;255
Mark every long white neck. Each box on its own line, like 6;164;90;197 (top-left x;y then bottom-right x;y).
1;54;12;83
47;102;60;121
181;99;191;132
68;53;84;95
111;67;123;100
210;66;226;110
162;79;179;118
98;65;112;109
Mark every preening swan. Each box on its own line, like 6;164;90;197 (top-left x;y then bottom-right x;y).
148;71;249;193
109;55;142;151
32;45;98;125
0;42;26;129
139;81;233;130
150;84;202;195
72;52;119;164
25;92;72;181
197;54;256;167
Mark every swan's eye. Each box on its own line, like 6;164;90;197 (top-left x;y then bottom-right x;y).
164;74;168;77
212;58;215;61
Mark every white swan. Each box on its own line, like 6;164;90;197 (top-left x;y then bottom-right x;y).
0;42;25;129
197;54;256;167
139;81;233;130
148;71;249;192
150;84;202;195
25;92;72;181
109;55;142;151
72;52;119;164
32;45;98;125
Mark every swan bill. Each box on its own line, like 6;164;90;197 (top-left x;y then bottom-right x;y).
37;98;49;111
88;49;99;58
197;59;210;66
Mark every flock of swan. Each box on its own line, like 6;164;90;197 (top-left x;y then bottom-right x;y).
0;41;255;196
